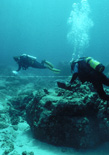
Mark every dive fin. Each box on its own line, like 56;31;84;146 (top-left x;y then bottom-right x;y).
44;61;54;68
44;61;60;73
57;82;73;91
51;68;60;73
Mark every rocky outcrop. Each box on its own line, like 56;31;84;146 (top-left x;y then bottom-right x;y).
26;81;109;149
0;72;108;154
1;74;108;150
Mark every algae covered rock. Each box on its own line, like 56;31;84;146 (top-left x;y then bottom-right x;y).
26;82;109;149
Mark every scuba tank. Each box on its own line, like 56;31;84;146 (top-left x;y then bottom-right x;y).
22;54;37;65
85;57;105;72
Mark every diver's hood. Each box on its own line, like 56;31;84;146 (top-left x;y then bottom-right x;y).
13;56;20;62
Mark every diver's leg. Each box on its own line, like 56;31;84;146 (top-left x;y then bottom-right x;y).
42;60;54;68
32;61;46;69
41;60;60;73
100;73;109;86
93;82;109;100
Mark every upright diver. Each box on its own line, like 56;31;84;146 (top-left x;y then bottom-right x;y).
57;57;109;101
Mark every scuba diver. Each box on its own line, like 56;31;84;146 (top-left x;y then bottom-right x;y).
13;54;60;74
57;57;109;101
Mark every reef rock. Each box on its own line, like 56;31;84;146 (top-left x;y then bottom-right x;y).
26;81;109;149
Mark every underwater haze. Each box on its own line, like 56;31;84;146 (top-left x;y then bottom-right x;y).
0;0;109;65
0;0;109;64
0;1;109;155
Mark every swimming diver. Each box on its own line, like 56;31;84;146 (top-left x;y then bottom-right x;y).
13;54;60;74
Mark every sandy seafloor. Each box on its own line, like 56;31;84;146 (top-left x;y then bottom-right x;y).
0;121;109;155
0;70;109;155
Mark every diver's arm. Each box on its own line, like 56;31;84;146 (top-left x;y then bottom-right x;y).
12;64;21;75
70;62;78;84
70;73;78;84
16;64;21;72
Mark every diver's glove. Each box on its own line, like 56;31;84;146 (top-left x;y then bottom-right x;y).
57;81;73;91
65;82;72;87
12;70;18;75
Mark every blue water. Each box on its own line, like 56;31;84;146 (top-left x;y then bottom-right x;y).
0;0;109;66
0;1;109;154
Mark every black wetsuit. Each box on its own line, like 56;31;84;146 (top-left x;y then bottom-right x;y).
70;59;109;100
16;55;46;71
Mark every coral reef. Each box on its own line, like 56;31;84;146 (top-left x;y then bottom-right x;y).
26;81;109;149
0;73;109;154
